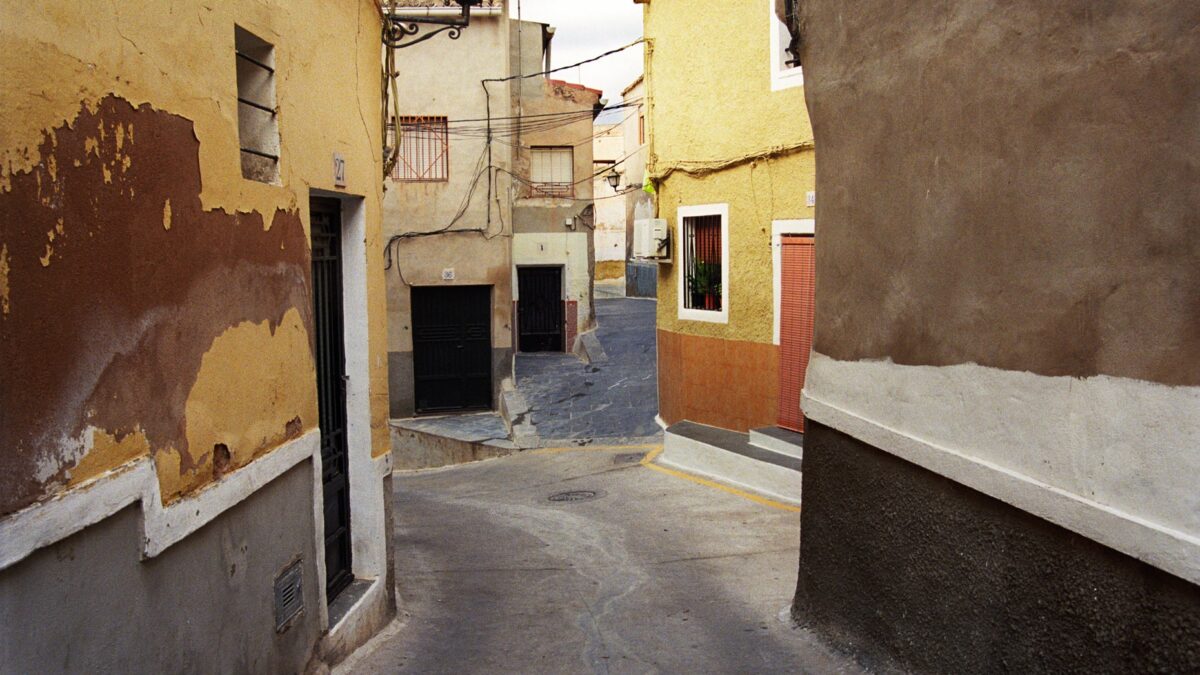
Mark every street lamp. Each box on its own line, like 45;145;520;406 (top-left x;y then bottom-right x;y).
384;0;484;49
605;171;621;190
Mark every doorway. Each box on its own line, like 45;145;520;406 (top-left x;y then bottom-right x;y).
778;235;815;432
411;285;493;413
310;196;353;601
517;266;564;352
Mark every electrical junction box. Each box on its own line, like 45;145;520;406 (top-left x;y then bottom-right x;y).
633;218;671;262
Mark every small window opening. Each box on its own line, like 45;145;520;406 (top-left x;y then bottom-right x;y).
530;146;574;198
388;116;450;182
235;26;280;183
683;214;723;312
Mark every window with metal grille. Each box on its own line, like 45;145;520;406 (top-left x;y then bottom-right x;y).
683;214;723;312
235;26;280;184
530;146;574;197
389;116;449;182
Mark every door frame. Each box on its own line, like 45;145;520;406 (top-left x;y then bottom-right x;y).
772;219;816;345
410;284;494;414
515;264;566;353
307;191;389;634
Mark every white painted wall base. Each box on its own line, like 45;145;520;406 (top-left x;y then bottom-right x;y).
660;429;802;506
0;430;318;571
802;352;1200;585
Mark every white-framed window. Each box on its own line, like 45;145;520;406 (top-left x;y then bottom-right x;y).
530;146;574;197
235;26;280;183
677;203;730;324
772;219;816;344
769;0;804;91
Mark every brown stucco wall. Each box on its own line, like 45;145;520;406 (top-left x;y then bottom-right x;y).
657;329;778;432
0;97;312;513
799;1;1200;386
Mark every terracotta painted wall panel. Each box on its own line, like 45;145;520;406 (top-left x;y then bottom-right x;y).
657;328;778;432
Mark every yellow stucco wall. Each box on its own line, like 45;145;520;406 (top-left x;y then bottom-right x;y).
643;0;816;344
0;0;391;510
654;155;814;343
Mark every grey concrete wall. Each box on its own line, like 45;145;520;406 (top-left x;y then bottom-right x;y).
625;261;657;299
0;462;320;674
793;422;1200;673
388;347;511;419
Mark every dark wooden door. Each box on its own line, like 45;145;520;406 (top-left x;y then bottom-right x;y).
517;267;564;352
310;197;353;601
412;285;492;412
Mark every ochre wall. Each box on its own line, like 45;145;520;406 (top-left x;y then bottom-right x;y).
643;0;816;431
0;0;390;514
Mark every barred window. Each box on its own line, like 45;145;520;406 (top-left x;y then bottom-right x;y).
235;26;280;184
389;116;449;182
682;214;723;312
530;146;574;197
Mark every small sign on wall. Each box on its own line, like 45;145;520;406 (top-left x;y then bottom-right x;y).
442;268;455;281
806;191;816;207
332;152;346;188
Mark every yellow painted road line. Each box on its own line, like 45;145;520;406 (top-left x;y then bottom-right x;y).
532;443;662;455
639;447;802;513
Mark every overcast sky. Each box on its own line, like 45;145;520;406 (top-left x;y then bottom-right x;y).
508;0;644;124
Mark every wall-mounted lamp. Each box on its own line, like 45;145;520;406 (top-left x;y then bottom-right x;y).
384;0;483;49
605;171;621;190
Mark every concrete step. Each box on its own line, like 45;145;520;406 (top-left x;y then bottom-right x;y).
658;421;802;506
389;414;520;470
748;426;804;460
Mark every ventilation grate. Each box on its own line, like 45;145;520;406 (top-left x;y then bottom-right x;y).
274;559;304;632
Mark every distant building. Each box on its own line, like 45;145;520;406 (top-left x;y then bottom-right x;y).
639;0;817;497
619;75;657;298
792;1;1200;672
382;2;601;443
0;0;395;670
592;123;626;285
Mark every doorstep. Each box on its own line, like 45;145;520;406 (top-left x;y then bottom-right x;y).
659;420;802;506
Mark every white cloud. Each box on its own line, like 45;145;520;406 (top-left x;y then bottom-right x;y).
509;0;645;116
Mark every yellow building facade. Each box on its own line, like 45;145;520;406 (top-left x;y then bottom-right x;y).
1;1;395;669
642;0;816;432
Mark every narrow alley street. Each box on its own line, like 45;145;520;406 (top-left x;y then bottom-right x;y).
341;445;862;674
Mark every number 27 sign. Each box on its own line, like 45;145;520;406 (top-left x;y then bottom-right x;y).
332;152;346;188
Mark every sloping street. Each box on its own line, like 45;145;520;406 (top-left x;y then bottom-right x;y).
516;297;661;445
341;445;863;674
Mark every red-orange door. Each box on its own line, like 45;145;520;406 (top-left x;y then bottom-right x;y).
778;236;816;432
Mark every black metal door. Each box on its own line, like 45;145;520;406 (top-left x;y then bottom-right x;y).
310;197;353;601
517;267;563;352
412;285;492;412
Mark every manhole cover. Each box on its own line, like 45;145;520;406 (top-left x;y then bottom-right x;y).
548;490;602;503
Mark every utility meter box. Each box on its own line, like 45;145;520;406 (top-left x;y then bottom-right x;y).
633;218;671;262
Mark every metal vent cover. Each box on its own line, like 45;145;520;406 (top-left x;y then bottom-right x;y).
548;489;604;503
274;559;304;632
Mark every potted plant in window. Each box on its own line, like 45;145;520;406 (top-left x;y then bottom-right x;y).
688;261;721;310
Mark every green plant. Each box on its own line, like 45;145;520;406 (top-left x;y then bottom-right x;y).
687;261;722;296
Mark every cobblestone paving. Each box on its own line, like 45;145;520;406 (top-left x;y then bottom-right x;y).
517;297;660;444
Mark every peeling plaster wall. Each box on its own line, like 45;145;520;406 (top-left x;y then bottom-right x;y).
0;0;390;511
